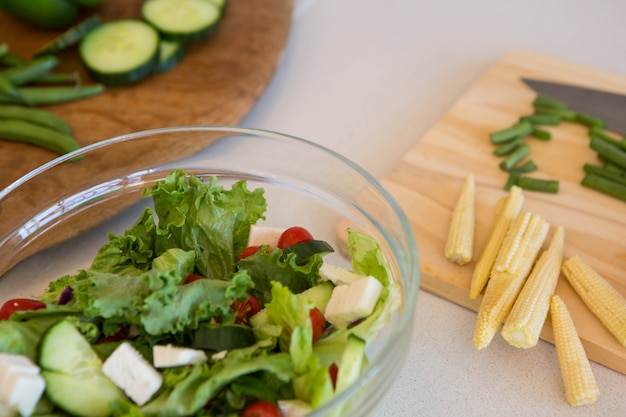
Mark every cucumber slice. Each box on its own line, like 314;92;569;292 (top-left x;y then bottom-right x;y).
142;0;221;42
299;281;335;313
35;14;103;57
192;324;255;351
335;334;366;393
282;239;335;259
38;320;125;417
79;19;159;86
153;39;186;74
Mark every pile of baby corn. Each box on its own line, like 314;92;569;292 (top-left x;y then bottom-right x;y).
444;174;626;407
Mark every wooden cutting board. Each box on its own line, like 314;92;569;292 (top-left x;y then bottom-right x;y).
382;50;626;374
0;0;292;190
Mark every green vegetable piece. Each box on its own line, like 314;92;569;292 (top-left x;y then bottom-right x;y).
499;143;530;171
574;111;604;129
530;127;551;141
0;73;20;98
0;43;8;58
581;173;626;202
493;137;523;156
510;159;538;174
516;176;559;194
34;72;81;85
0;0;79;29
1;55;60;86
0;118;80;154
0;51;27;67
0;84;104;105
532;95;568;110
533;106;577;122
192;324;256;351
490;121;533;144
504;172;521;191
588;126;622;147
35;14;103;57
520;114;561;126
589;136;626;170
0;104;71;134
583;163;626;188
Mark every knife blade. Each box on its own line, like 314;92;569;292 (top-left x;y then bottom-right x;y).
522;78;626;135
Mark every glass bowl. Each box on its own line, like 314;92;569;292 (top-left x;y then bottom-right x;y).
0;126;420;416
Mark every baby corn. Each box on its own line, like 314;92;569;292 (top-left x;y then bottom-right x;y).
561;255;626;348
473;211;549;350
501;225;564;348
444;174;475;265
550;295;600;406
469;185;524;299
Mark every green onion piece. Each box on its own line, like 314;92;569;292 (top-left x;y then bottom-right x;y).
583;163;626;187
504;172;521;191
510;159;538;174
531;128;551;141
574;111;604;129
516;176;559;193
490;121;533;144
532;95;568;110
499;143;530;171
581;173;626;202
493;137;524;156
589;136;626;170
520;114;561;126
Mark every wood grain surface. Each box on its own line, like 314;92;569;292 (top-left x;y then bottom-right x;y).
382;50;626;374
0;0;293;190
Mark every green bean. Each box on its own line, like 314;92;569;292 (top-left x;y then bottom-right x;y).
516;176;559;194
0;84;105;105
504;172;521;191
583;163;626;187
581;173;626;202
0;43;8;59
499;143;530;171
588;126;622;147
574;111;604;129
490;121;533;144
533;106;578;122
532;95;568;110
493;137;524;156
0;119;80;154
530;127;551;141
510;159;538;174
34;72;81;85
0;52;27;67
1;55;60;86
589;136;626;170
520;114;561;126
0;73;20;97
0;104;71;134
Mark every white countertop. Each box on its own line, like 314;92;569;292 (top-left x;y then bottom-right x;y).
241;1;626;416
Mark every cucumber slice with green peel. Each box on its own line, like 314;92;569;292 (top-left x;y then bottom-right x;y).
282;239;335;260
142;0;222;42
38;320;126;417
192;324;255;351
79;19;160;86
299;281;335;313
335;334;366;393
153;39;186;74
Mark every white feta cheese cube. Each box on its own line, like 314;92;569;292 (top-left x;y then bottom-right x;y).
211;350;228;361
153;344;207;368
278;399;312;417
318;263;364;285
324;276;383;328
247;225;284;248
0;354;45;417
102;342;162;406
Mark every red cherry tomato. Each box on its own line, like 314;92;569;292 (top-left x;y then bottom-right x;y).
328;362;339;389
277;226;314;249
309;307;326;344
98;325;130;344
0;298;46;320
241;401;281;417
238;245;261;260
232;295;262;325
184;274;206;284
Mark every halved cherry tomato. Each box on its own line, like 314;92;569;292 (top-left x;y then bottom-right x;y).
328;362;339;389
277;226;314;249
238;245;261;260
184;274;206;284
0;298;46;320
98;325;130;344
309;307;326;344
232;295;262;325
241;401;281;417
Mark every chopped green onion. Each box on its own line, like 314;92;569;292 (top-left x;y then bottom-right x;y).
499;143;530;171
581;173;626;202
493;137;524;156
532;95;568;110
490;121;533;144
516;176;559;194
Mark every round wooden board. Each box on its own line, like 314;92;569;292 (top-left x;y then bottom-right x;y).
0;0;293;190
